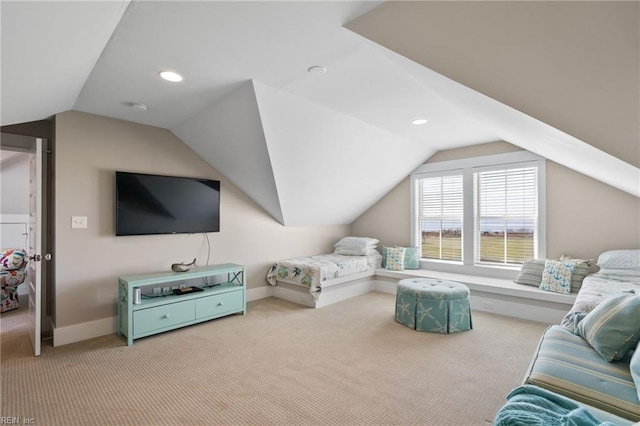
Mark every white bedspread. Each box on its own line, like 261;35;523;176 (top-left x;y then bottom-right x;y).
560;271;640;329
266;253;382;297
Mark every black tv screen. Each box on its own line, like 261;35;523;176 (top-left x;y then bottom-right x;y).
115;171;220;236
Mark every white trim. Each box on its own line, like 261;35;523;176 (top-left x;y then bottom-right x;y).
0;214;30;223
53;316;118;347
412;151;545;175
270;275;377;309
411;151;547;276
246;285;272;302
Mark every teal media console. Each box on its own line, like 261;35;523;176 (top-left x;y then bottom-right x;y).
118;263;246;346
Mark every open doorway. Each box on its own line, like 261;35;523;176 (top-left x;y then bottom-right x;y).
1;147;31;307
1;128;54;351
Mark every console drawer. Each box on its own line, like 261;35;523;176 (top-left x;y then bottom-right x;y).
134;300;195;335
195;290;243;319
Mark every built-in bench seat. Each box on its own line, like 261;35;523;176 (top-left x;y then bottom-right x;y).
374;268;577;323
266;265;577;323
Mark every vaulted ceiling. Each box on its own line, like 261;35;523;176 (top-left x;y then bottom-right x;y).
2;1;638;226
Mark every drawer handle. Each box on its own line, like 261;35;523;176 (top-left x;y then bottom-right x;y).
162;314;171;319
217;302;224;306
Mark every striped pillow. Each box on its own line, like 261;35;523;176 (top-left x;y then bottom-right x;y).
576;291;640;362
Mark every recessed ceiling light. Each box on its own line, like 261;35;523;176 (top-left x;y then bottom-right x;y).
122;101;148;111
307;65;327;75
412;119;428;125
159;70;183;82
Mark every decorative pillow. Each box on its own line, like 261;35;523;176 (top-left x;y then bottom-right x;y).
559;256;593;293
631;342;640;401
381;246;390;268
539;260;576;294
385;247;406;271
576;291;640;362
334;237;379;249
403;247;420;270
334;247;378;256
514;259;545;286
597;249;640;270
0;249;27;270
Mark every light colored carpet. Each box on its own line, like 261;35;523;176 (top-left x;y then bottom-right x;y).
1;292;548;425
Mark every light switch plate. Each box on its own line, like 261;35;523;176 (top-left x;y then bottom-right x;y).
71;216;88;229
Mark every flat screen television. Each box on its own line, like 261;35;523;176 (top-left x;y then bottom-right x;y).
115;171;220;236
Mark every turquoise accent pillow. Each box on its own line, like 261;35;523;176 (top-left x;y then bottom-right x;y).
403;247;419;270
576;291;640;362
381;246;390;268
631;342;640;401
539;260;575;295
385;247;406;271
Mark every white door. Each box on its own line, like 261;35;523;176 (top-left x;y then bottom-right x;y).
27;138;43;356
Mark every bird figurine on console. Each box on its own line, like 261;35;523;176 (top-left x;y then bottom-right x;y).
171;258;196;273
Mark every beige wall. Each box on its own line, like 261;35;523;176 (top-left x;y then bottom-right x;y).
54;111;348;328
350;1;640;267
352;142;640;262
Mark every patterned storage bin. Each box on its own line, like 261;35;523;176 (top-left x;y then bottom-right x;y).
395;278;472;334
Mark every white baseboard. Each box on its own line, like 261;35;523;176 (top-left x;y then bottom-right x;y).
247;285;272;302
374;279;396;295
53;316;118;347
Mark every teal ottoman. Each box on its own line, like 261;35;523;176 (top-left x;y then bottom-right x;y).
395;278;472;333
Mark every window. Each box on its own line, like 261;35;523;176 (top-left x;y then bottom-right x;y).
416;174;463;262
411;152;545;275
474;166;538;266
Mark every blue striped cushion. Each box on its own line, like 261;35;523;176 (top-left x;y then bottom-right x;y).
525;325;639;421
576;291;640;362
632;343;640;401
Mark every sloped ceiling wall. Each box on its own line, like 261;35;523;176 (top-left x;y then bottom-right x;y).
2;1;638;229
347;1;640;170
173;80;439;226
171;82;285;224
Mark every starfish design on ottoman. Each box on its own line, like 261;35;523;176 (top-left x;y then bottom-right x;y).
394;278;473;334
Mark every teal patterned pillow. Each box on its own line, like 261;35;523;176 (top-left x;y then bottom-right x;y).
576;291;640;362
385;247;406;271
539;260;575;294
381;246;390;268
403;247;419;270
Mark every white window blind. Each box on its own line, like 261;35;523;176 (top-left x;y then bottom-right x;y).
474;166;537;266
417;174;463;262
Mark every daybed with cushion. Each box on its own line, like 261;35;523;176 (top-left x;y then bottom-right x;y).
1;248;28;313
266;237;382;308
519;249;640;423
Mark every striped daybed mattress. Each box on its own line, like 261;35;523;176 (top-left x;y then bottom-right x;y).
525;251;640;422
524;324;639;421
560;270;640;330
266;252;382;299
